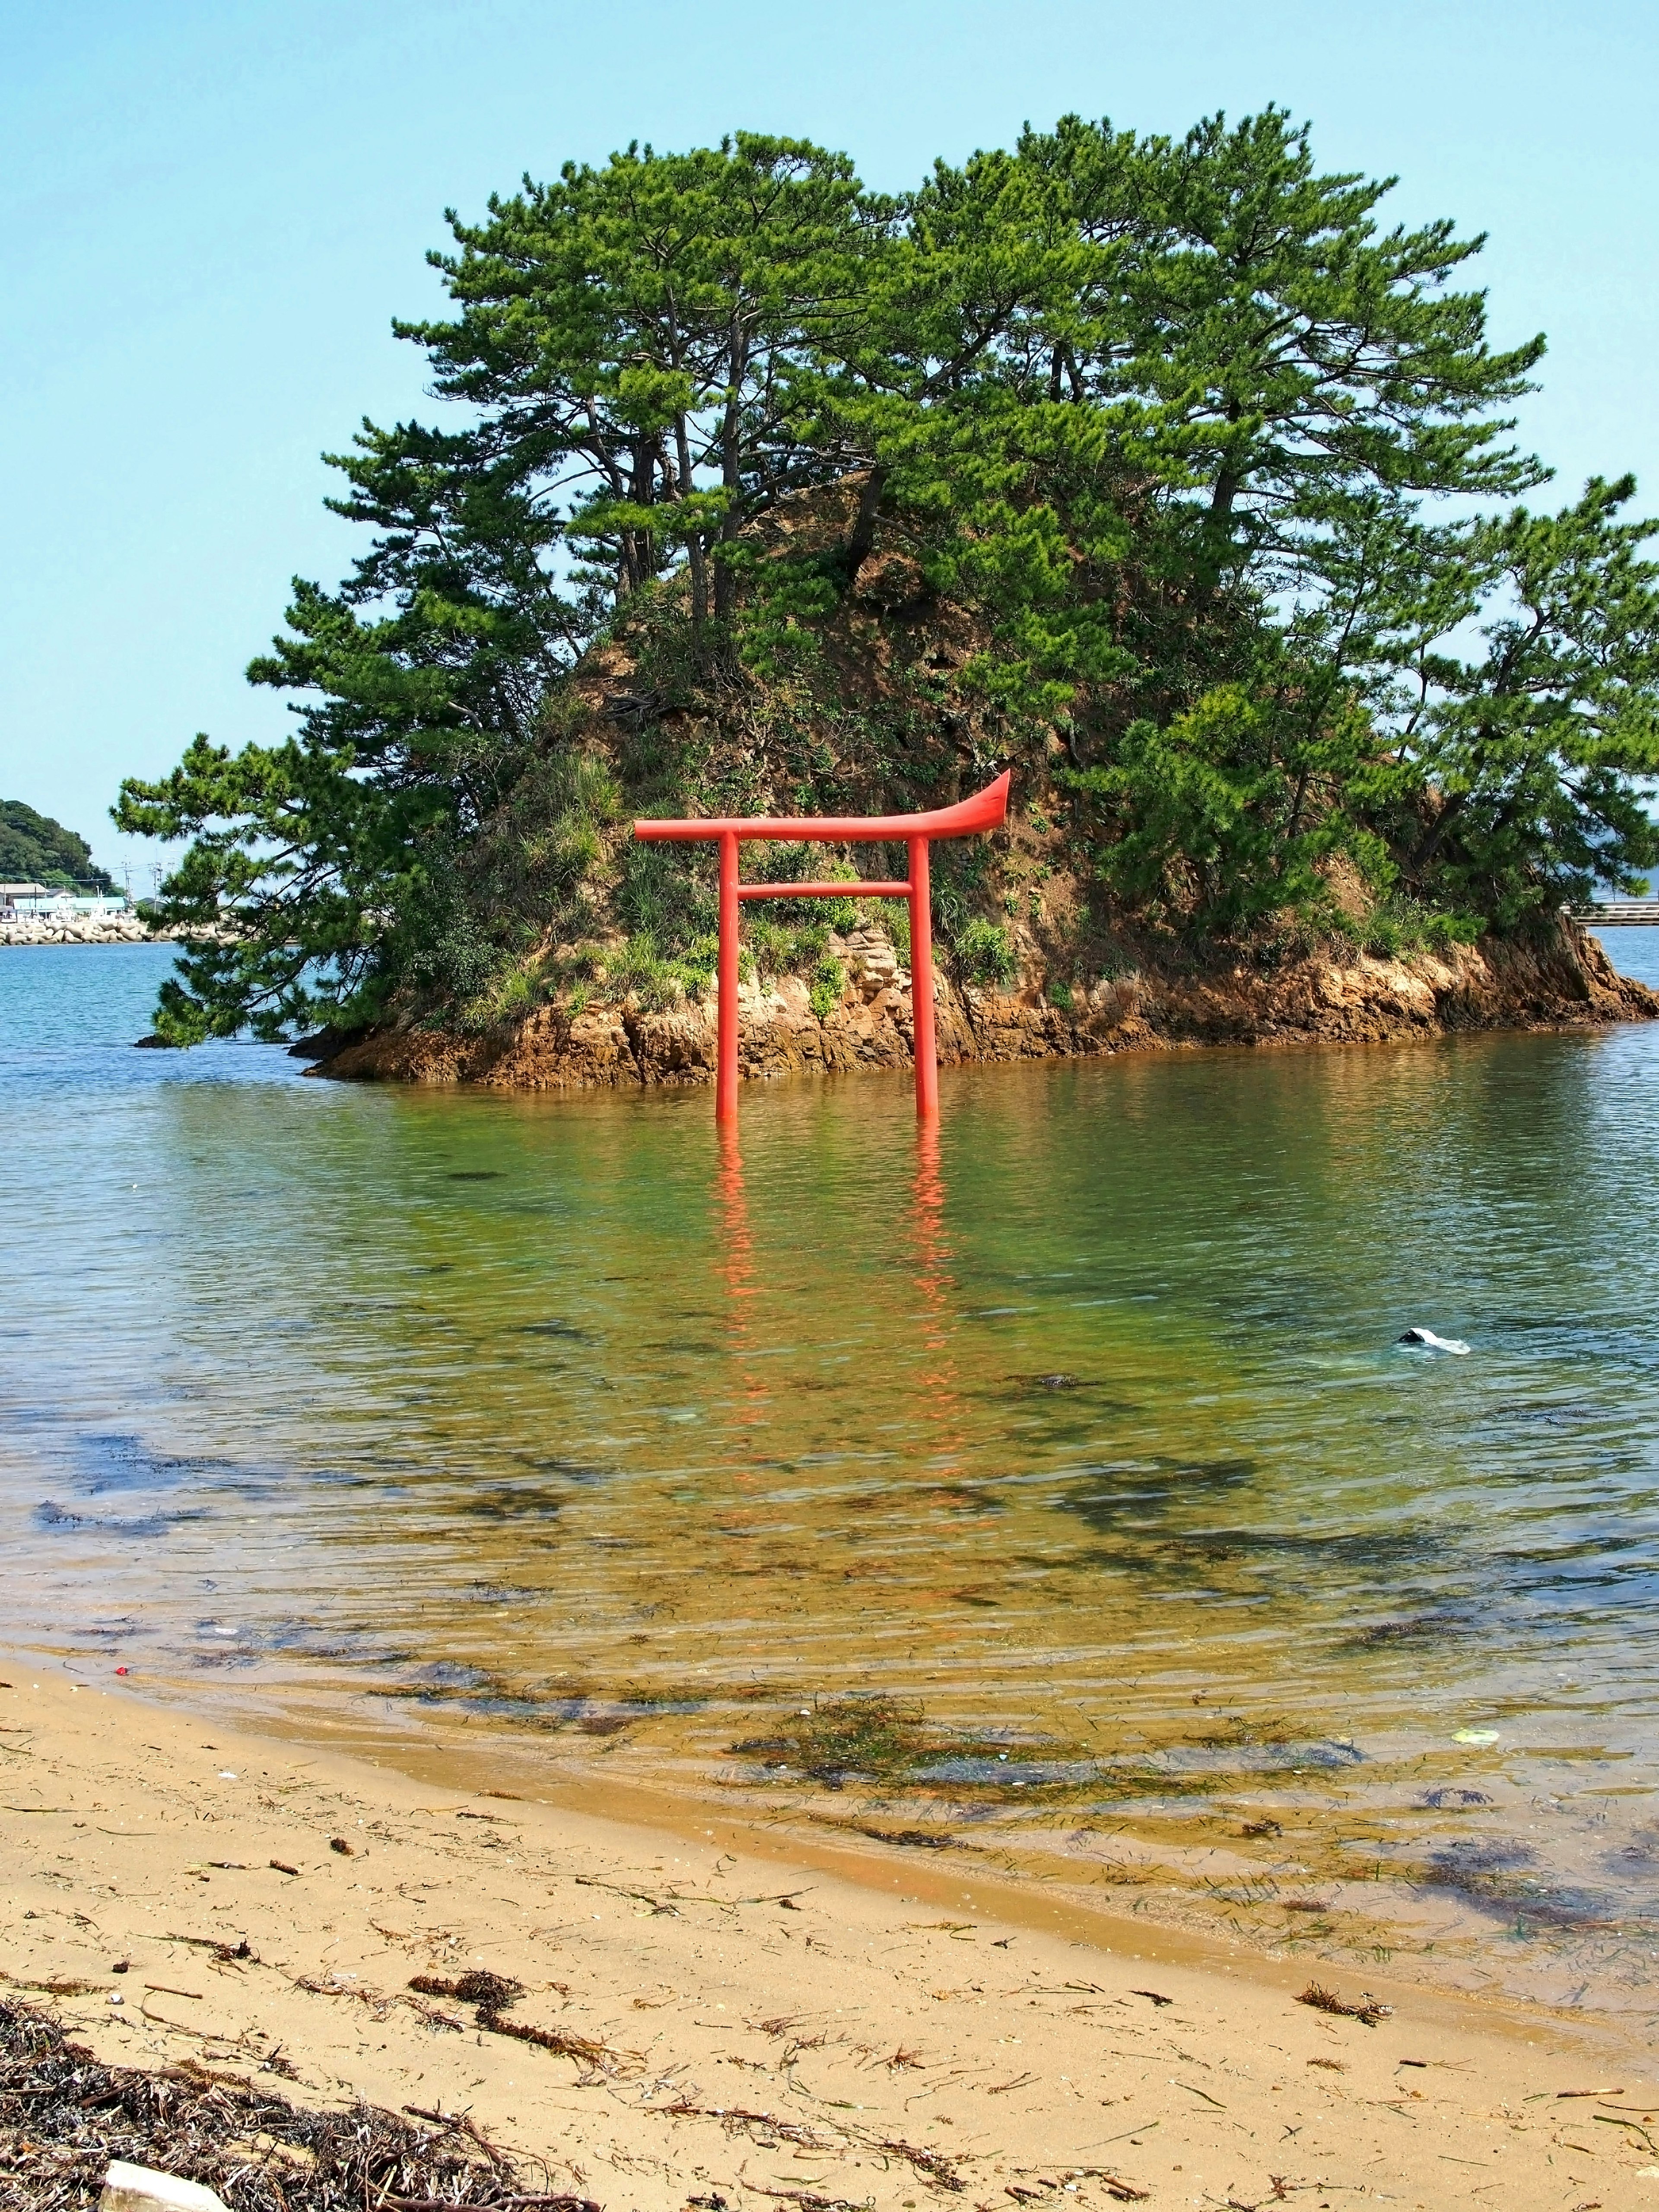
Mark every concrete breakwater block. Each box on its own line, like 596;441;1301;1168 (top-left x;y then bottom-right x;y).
99;2161;230;2212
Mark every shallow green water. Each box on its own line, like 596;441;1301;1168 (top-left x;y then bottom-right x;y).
7;941;1659;2021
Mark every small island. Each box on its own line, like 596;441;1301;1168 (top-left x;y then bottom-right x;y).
116;114;1659;1077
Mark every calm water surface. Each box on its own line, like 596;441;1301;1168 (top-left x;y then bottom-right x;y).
7;937;1659;2024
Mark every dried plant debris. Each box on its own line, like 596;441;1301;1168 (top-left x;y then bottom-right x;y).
405;1974;638;2076
659;2102;964;2193
407;1972;525;2012
1024;2175;1147;2207
0;1994;594;2210
1295;1981;1392;2027
748;2193;871;2212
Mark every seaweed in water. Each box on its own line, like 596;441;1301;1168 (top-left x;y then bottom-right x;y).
1414;1837;1615;1929
741;1694;1059;1792
848;1824;956;1851
0;1993;595;2209
1342;1612;1474;1651
731;1694;942;1790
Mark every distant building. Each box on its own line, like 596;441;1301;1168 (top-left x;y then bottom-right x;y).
0;883;52;912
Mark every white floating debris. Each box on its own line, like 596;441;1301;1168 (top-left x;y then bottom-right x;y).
100;2161;229;2212
1398;1327;1470;1355
1453;1728;1500;1745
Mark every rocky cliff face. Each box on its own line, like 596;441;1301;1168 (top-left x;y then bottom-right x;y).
316;915;1655;1090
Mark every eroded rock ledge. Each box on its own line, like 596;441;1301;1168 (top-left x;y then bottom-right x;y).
316;917;1655;1090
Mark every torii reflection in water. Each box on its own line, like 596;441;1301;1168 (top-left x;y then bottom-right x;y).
714;1113;966;1485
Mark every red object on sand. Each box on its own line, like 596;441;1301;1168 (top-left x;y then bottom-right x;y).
632;772;1010;1122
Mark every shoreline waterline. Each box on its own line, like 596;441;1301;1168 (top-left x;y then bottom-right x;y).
4;1653;1650;2211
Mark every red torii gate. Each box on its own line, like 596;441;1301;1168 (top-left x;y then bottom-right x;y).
632;771;1011;1123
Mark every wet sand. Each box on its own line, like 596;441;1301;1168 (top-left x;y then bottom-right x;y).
3;1660;1656;2209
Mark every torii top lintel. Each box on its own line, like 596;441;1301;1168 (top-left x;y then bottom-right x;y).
630;770;1011;847
629;771;1011;1125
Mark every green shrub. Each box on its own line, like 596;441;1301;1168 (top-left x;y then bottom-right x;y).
742;915;790;976
761;845;861;931
458;959;543;1031
741;912;835;983
1362;913;1404;958
1356;894;1481;959
1046;975;1075;1012
956;916;1017;985
809;956;846;1020
617;839;717;950
604;930;717;1011
1427;909;1481;950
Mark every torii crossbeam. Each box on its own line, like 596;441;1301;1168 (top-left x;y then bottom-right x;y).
632;771;1011;1122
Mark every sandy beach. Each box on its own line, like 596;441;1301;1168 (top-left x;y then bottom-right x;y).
3;1660;1656;2209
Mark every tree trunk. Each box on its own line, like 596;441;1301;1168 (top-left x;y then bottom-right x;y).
1413;787;1469;872
713;322;750;622
674;410;708;633
842;464;888;583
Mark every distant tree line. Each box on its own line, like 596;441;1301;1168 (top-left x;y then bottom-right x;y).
1;800;115;893
117;113;1659;1042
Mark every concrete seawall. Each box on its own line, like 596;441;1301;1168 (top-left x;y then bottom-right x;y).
0;913;169;947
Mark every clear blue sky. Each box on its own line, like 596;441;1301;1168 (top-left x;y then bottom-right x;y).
3;0;1655;885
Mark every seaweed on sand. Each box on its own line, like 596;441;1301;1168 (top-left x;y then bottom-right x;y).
0;1994;593;2210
